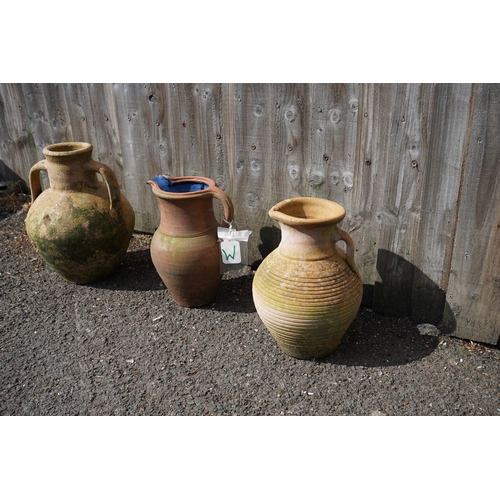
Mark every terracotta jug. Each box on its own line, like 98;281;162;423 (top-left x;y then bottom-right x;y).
25;142;135;284
252;197;363;359
147;175;234;307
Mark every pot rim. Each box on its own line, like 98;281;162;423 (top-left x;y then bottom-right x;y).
269;197;346;226
147;175;218;199
43;142;93;158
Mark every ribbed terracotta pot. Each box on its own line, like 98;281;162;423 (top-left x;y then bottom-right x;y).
147;175;234;307
25;142;135;284
252;197;363;359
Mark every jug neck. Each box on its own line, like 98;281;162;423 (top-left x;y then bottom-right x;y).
155;195;218;236
43;142;98;191
269;197;347;261
148;176;224;236
278;221;339;260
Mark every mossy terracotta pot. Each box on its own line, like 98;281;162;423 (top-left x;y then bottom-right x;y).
252;197;363;360
147;175;234;307
25;142;135;284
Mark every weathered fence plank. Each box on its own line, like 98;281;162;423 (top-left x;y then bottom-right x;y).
231;83;284;257
411;83;475;327
0;84;39;184
1;83;499;344
445;83;500;344
112;83;164;231
351;83;400;307
366;84;428;317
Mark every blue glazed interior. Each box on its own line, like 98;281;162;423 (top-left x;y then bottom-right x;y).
153;175;208;193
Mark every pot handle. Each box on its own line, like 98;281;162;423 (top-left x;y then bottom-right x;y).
88;161;121;210
334;227;361;277
211;185;234;227
29;160;47;203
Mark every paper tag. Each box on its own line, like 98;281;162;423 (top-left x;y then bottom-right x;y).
218;226;252;273
220;239;242;264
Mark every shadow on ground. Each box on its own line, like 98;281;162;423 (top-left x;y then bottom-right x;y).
319;306;441;367
88;246;258;316
86;249;164;292
209;272;256;314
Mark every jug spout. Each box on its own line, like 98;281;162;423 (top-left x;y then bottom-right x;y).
147;175;210;195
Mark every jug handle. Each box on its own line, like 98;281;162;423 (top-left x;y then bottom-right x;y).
29;160;47;203
88;161;121;210
212;185;234;227
334;228;361;277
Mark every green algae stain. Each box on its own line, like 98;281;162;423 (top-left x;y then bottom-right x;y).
27;202;133;283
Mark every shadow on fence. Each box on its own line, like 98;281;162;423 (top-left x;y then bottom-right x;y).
0;160;28;193
365;249;456;334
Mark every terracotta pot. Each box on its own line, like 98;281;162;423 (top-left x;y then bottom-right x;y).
252;197;363;359
25;142;135;284
147;175;234;307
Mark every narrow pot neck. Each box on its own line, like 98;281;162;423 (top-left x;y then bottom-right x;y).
42;143;100;192
148;176;228;236
269;197;347;260
155;195;218;236
277;221;340;260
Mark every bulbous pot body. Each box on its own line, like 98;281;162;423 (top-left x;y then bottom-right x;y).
25;142;135;284
147;175;234;307
252;197;363;360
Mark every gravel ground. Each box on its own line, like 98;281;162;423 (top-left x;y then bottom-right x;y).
1;192;500;416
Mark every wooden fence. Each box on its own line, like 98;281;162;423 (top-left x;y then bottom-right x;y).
1;83;499;345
